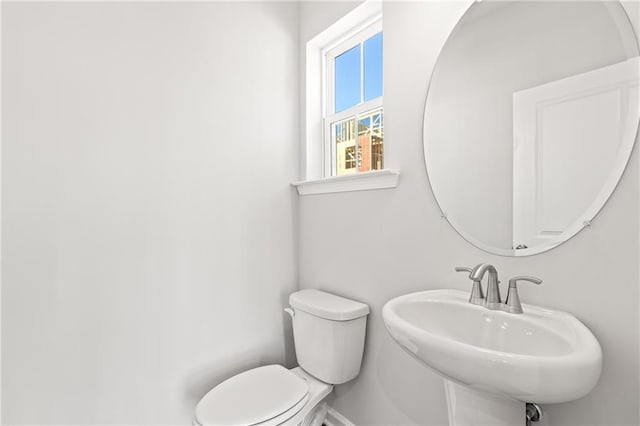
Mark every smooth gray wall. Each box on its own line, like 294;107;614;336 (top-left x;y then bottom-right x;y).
2;2;299;424
299;2;639;425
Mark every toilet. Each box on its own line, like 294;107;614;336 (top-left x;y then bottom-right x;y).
193;289;370;426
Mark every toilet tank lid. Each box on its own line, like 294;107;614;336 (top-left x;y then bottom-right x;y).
289;289;369;321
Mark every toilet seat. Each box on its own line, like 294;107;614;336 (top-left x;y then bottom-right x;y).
194;365;310;426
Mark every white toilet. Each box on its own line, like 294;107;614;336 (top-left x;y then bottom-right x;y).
193;289;370;426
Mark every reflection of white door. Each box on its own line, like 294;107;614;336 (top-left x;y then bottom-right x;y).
513;57;639;250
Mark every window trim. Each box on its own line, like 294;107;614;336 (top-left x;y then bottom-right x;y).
296;0;399;195
292;169;399;196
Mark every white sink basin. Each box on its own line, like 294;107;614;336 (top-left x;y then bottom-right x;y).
382;289;602;407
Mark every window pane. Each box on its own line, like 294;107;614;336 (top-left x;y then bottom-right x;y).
333;118;357;176
364;32;383;101
335;45;361;113
357;108;384;172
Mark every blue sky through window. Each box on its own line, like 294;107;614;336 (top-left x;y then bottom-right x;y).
335;32;383;113
364;33;383;101
335;45;361;113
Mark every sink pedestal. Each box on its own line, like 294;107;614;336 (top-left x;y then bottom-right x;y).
444;380;523;426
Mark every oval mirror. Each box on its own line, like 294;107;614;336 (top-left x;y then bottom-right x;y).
424;1;640;256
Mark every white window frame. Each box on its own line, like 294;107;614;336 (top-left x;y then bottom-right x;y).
323;19;383;178
293;0;399;195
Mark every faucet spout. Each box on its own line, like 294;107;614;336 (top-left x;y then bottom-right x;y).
469;263;496;281
470;263;501;310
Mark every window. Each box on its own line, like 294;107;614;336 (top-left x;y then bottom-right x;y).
324;21;383;177
295;1;397;195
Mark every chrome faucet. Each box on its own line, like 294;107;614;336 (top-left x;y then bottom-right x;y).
455;264;542;314
455;266;484;306
470;263;502;310
504;276;542;314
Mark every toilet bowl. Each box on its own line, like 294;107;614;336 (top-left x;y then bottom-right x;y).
193;289;369;426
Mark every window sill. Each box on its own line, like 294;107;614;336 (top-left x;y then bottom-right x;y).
291;169;400;196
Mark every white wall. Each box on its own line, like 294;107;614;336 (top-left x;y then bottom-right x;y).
299;1;639;425
2;2;299;424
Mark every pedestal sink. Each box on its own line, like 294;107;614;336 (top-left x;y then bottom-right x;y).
382;289;602;425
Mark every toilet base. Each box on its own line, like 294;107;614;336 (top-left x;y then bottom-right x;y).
287;367;334;426
300;401;329;426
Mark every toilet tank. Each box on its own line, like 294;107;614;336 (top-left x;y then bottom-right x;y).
288;289;369;385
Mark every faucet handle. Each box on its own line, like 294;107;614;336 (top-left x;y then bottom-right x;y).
455;267;484;306
504;276;542;314
509;276;542;286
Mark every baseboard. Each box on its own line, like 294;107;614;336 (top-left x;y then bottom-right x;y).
324;406;355;426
